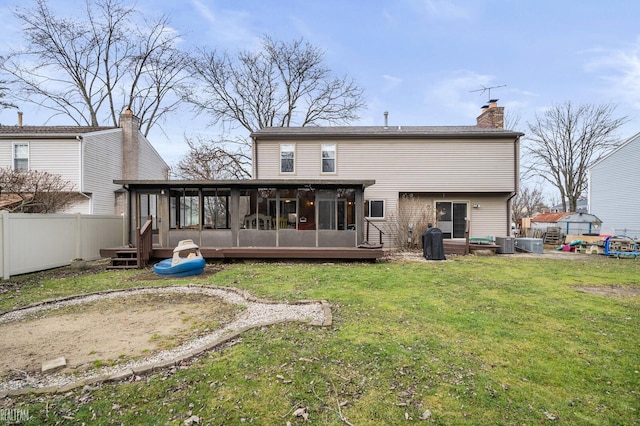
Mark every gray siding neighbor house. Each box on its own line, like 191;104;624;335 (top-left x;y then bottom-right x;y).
0;111;169;215
251;102;522;247
589;132;640;238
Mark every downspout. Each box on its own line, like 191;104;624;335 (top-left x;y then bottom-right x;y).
77;135;92;213
251;135;258;179
506;135;521;235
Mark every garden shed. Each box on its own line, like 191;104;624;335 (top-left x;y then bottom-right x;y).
557;212;602;235
530;212;570;234
530;212;602;244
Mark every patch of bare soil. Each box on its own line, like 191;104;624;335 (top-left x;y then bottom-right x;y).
0;292;241;377
574;285;640;298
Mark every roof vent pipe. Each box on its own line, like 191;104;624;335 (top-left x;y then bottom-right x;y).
17;111;23;127
384;111;389;129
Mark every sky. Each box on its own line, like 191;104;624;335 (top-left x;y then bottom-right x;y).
2;0;640;185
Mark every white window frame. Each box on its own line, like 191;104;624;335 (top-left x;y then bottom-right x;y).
321;143;336;174
365;199;385;219
13;142;29;172
280;143;295;174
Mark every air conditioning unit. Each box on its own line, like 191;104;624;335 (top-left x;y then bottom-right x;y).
495;236;514;254
514;237;544;254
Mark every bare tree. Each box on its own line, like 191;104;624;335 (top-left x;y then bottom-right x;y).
511;184;547;225
2;0;189;135
175;136;251;180
504;109;522;132
180;35;366;178
0;167;79;212
386;194;438;250
187;36;365;131
525;101;627;212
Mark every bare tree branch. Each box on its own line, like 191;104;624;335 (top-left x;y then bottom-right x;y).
181;35;366;179
174;136;251;180
1;0;188;135
525;101;627;212
0;80;19;120
511;184;548;225
0;167;79;212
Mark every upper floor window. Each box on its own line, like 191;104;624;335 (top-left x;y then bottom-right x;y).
13;143;29;172
321;144;336;173
280;144;295;173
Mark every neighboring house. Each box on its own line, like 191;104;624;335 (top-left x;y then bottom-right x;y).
251;102;522;247
0;111;169;215
549;199;588;213
589;132;640;238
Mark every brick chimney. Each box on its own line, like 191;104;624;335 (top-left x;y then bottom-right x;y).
476;99;504;129
120;109;139;180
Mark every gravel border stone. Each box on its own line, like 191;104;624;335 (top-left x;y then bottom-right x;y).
0;284;330;396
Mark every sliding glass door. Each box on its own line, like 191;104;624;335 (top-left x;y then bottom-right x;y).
435;201;468;239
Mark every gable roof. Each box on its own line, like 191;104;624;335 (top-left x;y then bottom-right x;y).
589;131;640;169
531;212;571;223
0;125;117;138
251;125;523;140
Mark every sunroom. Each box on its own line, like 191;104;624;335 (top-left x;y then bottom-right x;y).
114;179;376;252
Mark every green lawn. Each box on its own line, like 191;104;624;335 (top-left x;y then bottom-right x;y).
1;254;639;425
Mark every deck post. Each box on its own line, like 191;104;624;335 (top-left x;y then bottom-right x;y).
230;188;240;247
355;188;365;245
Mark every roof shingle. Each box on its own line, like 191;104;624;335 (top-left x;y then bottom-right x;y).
0;125;116;135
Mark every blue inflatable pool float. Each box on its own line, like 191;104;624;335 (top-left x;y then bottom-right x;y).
153;239;206;277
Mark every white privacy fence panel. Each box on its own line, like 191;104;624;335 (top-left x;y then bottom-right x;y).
0;213;125;279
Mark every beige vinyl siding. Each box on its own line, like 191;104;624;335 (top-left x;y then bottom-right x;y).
379;193;509;247
255;136;517;247
0;142;11;167
138;134;169;180
60;199;92;214
378;194;509;244
83;130;123;214
467;194;510;238
27;139;82;186
257;138;516;192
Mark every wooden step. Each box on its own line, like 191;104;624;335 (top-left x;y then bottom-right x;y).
106;264;138;270
107;249;139;269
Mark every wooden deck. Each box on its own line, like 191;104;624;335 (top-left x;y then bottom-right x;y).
101;246;385;263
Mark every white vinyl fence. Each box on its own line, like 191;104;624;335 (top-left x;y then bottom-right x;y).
0;212;125;279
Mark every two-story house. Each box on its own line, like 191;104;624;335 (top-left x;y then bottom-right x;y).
251;101;521;247
111;102;521;257
0;110;169;215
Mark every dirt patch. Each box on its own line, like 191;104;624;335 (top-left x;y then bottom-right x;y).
574;285;640;298
0;292;241;377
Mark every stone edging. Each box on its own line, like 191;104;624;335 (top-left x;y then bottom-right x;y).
0;284;331;397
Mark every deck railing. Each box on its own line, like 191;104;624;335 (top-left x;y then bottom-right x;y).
364;218;385;246
136;216;153;268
